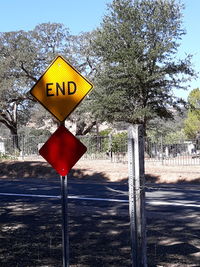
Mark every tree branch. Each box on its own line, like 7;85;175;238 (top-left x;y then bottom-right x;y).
20;61;37;82
82;121;96;135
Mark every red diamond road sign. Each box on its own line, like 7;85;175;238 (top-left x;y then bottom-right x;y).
39;125;87;176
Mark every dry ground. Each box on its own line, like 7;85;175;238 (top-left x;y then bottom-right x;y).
0;158;200;184
0;158;199;266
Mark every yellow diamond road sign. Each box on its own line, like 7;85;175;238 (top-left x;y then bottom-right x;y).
30;55;93;121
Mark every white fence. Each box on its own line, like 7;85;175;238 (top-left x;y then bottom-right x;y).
1;134;200;165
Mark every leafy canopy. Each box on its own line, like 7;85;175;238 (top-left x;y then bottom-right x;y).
184;88;200;139
0;23;71;145
91;0;195;129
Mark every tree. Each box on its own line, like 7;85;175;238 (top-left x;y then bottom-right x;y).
184;88;200;139
67;32;100;135
147;109;187;141
91;0;195;133
0;30;35;150
0;23;71;150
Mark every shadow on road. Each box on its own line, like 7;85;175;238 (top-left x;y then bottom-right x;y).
0;196;131;266
0;160;199;266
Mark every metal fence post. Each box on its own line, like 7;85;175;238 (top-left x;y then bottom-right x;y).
161;134;164;165
109;134;113;162
22;134;25;160
128;125;147;267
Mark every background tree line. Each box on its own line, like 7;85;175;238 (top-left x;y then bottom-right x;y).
0;0;199;152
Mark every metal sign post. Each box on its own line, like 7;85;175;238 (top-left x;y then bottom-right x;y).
29;55;93;267
128;125;147;267
60;120;69;267
61;175;69;267
39;125;87;267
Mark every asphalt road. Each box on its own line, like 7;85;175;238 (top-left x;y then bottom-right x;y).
0;177;199;266
0;178;200;205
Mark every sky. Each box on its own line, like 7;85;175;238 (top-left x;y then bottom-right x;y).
0;0;199;100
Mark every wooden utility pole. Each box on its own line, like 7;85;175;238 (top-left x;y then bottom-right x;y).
128;125;147;267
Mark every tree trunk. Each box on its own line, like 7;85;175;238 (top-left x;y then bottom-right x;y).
10;127;21;153
75;120;96;136
11;102;21;152
0;102;21;153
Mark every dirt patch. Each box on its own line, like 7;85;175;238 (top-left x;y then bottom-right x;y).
0;160;57;179
0;159;200;184
145;161;200;184
75;160;200;184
